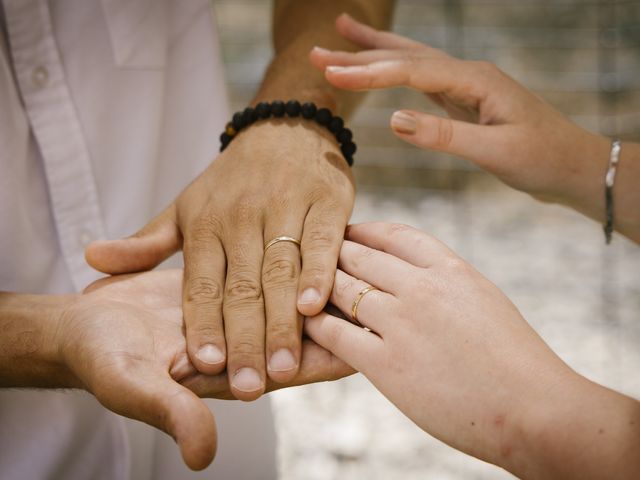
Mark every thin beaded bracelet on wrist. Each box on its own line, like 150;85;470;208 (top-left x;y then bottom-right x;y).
603;138;621;244
219;100;356;166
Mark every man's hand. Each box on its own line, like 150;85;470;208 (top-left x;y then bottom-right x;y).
85;121;354;400
55;269;354;469
85;3;394;401
0;270;354;470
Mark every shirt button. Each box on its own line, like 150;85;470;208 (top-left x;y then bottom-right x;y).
79;230;95;248
31;66;49;88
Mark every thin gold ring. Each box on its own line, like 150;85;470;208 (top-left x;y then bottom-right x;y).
264;236;301;252
351;286;378;328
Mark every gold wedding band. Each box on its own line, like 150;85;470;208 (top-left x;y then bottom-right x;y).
264;236;301;252
351;286;378;328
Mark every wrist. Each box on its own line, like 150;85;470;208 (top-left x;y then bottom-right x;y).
541;132;611;220
224;111;354;174
508;373;640;479
252;90;338;113
0;292;80;388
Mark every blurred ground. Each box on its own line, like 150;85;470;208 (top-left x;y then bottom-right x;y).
212;1;640;478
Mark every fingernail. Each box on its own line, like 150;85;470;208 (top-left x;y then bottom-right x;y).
313;46;331;54
196;344;225;365
269;349;297;372
326;65;350;73
232;368;264;393
391;111;417;135
299;287;321;305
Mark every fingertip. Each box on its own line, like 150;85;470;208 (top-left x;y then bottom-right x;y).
191;344;227;376
335;12;355;32
155;384;218;471
177;407;218;471
230;368;266;402
323;65;369;91
390;110;418;136
302;311;331;343
84;239;117;272
267;348;300;384
297;285;322;308
309;46;332;71
311;45;331;56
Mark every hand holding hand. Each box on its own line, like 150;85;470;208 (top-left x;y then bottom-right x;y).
85;119;355;400
57;270;354;470
305;222;640;478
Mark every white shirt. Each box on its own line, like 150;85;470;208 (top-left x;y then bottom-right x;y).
0;1;277;478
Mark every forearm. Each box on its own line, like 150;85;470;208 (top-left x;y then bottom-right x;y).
255;0;395;115
511;375;640;479
0;292;76;388
557;134;640;243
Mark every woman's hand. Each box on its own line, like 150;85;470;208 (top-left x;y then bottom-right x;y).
310;14;619;230
304;222;640;479
55;269;353;470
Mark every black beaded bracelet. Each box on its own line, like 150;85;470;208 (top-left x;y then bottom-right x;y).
219;100;356;166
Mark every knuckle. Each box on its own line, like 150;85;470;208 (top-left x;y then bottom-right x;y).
335;276;356;299
305;227;337;251
433;117;454;150
191;213;224;241
442;256;471;275
229;197;260;226
404;57;420;83
188;321;222;340
301;261;331;288
185;276;223;306
268;194;294;213
304;185;326;204
474;60;498;76
262;256;298;287
228;331;263;358
225;276;262;304
386;222;414;237
325;321;346;347
347;244;375;270
404;54;421;73
268;321;298;344
413;272;443;296
363;64;376;89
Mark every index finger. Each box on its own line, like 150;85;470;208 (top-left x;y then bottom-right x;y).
310;46;447;72
335;13;426;51
324;57;478;98
345;222;457;268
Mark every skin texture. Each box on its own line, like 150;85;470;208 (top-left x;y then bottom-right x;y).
305;222;640;479
0;271;354;471
85;4;396;402
310;15;640;243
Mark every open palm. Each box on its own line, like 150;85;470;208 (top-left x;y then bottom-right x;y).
57;269;353;470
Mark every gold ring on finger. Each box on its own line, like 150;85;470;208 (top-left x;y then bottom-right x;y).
351;286;378;329
264;236;301;253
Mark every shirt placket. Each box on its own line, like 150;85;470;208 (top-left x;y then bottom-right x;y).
3;0;106;290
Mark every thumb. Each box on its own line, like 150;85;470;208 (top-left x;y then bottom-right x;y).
389;109;507;169
85;204;181;274
97;367;218;471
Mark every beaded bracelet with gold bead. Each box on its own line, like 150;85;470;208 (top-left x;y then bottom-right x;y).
219;100;356;166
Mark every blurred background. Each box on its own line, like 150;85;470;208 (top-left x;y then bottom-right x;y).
212;1;640;478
